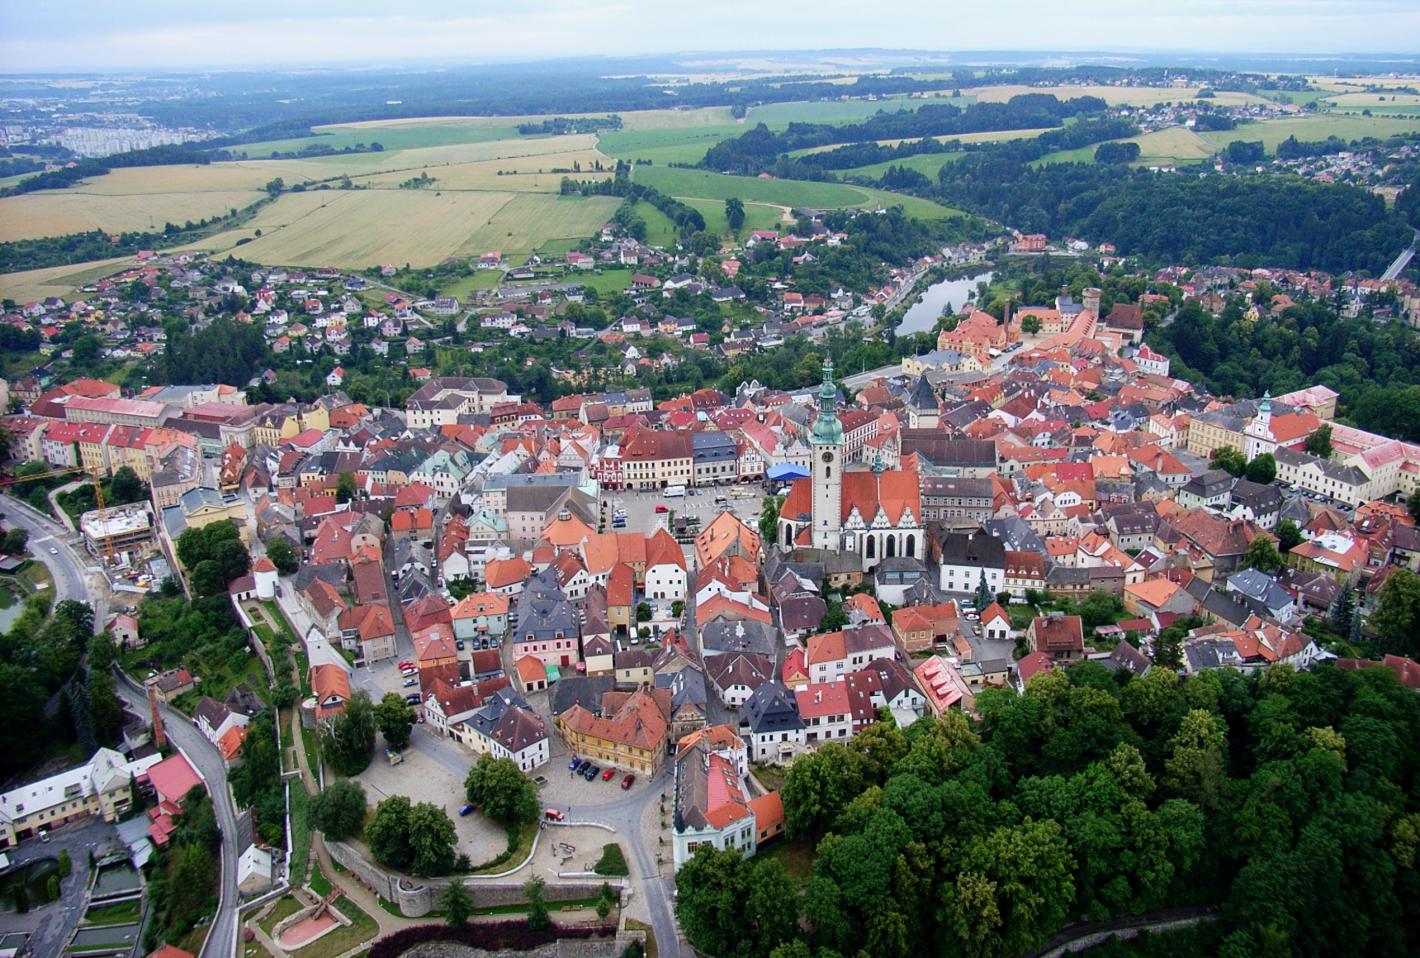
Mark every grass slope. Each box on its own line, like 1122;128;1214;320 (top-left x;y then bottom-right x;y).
632;166;961;220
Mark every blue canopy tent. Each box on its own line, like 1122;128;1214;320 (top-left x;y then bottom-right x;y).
767;463;810;482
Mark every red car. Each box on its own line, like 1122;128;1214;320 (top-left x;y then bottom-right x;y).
601;767;616;781
397;660;414;671
655;504;669;513
621;773;636;790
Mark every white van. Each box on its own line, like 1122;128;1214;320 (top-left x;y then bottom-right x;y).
663;485;686;498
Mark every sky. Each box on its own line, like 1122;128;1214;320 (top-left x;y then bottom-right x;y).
2;1;1419;72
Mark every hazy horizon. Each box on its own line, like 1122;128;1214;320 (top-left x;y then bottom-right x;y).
4;1;1420;72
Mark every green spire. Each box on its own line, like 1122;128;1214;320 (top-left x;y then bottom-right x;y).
811;356;845;446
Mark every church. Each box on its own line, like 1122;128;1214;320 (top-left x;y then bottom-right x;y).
776;360;925;569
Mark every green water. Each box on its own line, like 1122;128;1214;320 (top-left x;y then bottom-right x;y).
0;857;59;913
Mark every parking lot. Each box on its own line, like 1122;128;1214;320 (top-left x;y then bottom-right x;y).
600;483;767;542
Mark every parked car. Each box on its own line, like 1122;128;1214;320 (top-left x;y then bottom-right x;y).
655;504;669;513
601;767;616;781
576;759;592;774
458;804;476;816
402;677;417;687
569;756;581;770
404;693;421;705
400;666;417;677
544;808;565;821
49;547;59;555
582;765;599;780
398;660;414;670
621;773;635;790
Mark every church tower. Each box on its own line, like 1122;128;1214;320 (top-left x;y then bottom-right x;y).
810;358;844;551
908;373;939;429
1244;390;1273;460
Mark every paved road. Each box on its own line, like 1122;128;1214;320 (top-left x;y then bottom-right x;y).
1;494;93;609
0;817;117;958
115;671;239;958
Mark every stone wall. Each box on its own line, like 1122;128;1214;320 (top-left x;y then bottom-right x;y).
397;933;642;958
324;840;623;918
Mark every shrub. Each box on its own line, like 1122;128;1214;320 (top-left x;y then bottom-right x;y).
594;843;629;876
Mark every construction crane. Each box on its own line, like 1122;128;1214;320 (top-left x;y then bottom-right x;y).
0;463;106;509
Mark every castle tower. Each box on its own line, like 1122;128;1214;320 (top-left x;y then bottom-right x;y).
810;358;844;551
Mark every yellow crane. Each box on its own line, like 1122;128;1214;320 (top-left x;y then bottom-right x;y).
0;463;106;509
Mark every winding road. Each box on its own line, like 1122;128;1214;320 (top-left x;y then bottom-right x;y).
114;670;241;958
2;494;95;610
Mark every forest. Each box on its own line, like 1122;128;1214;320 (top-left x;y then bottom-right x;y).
700;95;1108;175
932;158;1417;275
675;660;1420;958
1148;299;1420;441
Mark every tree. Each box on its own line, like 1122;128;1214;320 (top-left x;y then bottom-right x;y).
109;466;144;504
1163;708;1228;810
1408;487;1420;523
675;846;751;957
1;528;29;555
1305;425;1333;458
336;471;358;503
464;753;539;823
1370;567;1420;658
442;881;472;928
323;690;377;775
406;802;458;876
376;692;415;751
1211;446;1247;477
265;538;298;575
524;875;550;931
1275;519;1303;553
1245;453;1277;485
782;742;867;839
725;197;746;233
942;819;1076;957
1330;582;1356;635
1242;536;1285;573
311;780;367;840
365;795;414;871
190;560;225;598
819;598;847;633
447;576;475;600
1020;315;1042;335
759;494;782;545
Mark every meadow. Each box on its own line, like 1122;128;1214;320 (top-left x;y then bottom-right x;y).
631;165;961;220
230;120;524;158
838;151;963;181
1035;125;1216;167
1197;114;1420;153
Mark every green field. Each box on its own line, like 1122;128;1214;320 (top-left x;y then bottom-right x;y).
838;151;961;181
598;125;746;165
746;94;973;126
1198;114;1420;153
681;196;785;238
634;200;681;248
1035;126;1216;167
455;193;620;260
231;121;523;158
632;165;961;220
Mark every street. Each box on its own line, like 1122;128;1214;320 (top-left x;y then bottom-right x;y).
1;494;100;614
114;671;240;958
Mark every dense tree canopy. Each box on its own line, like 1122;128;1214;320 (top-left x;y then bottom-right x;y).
464;754;539;824
676;661;1420;958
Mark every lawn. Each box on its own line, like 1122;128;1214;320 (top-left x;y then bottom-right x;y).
632;165;961;220
290;895;378;958
438;268;504;300
569;269;634;295
257;895;305;937
83;900;142;925
759;836;815;885
469;821;533;875
752;765;786;792
680;197;784;239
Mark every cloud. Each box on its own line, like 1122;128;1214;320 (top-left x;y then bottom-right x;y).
1;1;1417;71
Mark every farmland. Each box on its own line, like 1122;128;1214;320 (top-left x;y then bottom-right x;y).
745;93;973;125
230;120;525;158
1036;125;1216;167
0;256;135;304
186;189;618;268
598;126;747;165
631;165;962;220
1197;114;1420;153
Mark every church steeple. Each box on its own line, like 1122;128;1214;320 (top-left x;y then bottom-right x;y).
812;357;844;446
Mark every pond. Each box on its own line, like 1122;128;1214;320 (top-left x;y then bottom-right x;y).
91;862;141;899
0;857;58;913
897;270;993;336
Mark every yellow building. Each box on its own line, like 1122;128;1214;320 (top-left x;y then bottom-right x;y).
557;687;669;774
1186;415;1248;459
0;748;161;848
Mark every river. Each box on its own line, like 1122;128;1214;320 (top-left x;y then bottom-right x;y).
897;270;993;336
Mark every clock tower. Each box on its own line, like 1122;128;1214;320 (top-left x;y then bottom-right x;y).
810;357;844;551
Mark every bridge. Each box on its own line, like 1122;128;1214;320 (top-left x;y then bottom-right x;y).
1381;228;1419;282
